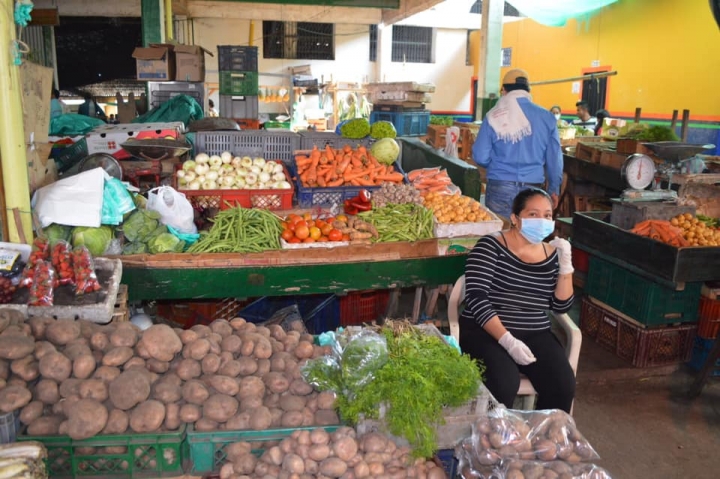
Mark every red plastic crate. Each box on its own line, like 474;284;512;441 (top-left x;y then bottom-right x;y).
156;298;253;328
580;296;697;368
235;118;260;130
698;295;720;339
572;246;590;273
339;289;390;326
174;164;294;210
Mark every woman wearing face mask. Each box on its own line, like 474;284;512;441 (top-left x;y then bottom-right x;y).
550;105;567;126
459;188;575;412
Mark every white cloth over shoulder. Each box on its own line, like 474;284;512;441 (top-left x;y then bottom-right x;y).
486;90;533;143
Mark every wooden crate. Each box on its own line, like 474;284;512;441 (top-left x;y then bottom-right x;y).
307;118;328;131
616;138;653;155
460;127;478;162
426;124;448;148
575;142;607;163
111;284;129;323
599;150;628;169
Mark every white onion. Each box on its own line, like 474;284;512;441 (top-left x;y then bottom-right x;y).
205;170;219;181
220;151;233;164
235;169;248;177
188;180;201;190
194;163;209;175
276;181;292;189
245;173;258;185
197;175;206;183
231;157;243;168
178;178;187;187
272;163;284;174
221;176;235;187
184;171;197;182
253;157;266;168
183;160;197;171
262;163;275;174
240;156;253;169
249;165;261;175
209;155;222;167
235;176;246;188
202;180;218;190
259;172;271;184
221;164;234;174
176;169;186;179
209;164;221;172
272;172;286;182
195;153;209;165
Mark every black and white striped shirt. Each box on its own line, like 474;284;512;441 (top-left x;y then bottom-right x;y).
460;235;574;332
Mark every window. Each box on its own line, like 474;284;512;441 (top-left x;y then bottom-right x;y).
262;21;334;60
369;24;378;62
391;25;433;63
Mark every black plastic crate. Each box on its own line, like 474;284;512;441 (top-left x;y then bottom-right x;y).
217;45;258;71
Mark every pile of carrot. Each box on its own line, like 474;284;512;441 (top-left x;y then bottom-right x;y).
295;145;404;188
630;220;689;247
408;167;456;195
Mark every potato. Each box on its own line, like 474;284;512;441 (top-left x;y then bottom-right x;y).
138;325;182;362
152;380;182;404
248;406;272;431
79;379;109;402
0;359;7;381
26;317;50;339
182;338;209;361
208;375;240;396
109;369;151;410
33;341;56;360
308;444;331;462
225;411;251;430
254;339;273;360
218;335;240;354
190;324;211;337
37;351;72;383
176;403;200;423
182;379;210;405
281;410;304;428
195;418;218;431
102;347;134;367
90;332;110;352
217;359;242;378
20;400;44;424
176;359;202;381
535;439;558;461
281;453;304;474
179;329;198;344
11;355;39;382
289;379;313;397
320;458;348;477
317;391;336;410
208;334;223;350
110;326;138;348
130;400;165;433
203;394;239;423
279;395;306;412
101;409;129;434
67;398;108;439
123;357;145;371
264;372;290;394
360;433;388;453
36;379;60;404
64;341;92;361
239;395;264;413
201;354;221;375
92;365;121;385
228;357;255;377
0;333;35;359
27;415;64;436
332;436;358;462
71;354;96;380
294;341;314;360
0;384;31;413
238;376;265;400
210;319;233;337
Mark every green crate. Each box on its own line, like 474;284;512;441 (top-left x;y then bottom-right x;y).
219;71;259;96
586;255;702;327
17;426;186;478
187;425;340;474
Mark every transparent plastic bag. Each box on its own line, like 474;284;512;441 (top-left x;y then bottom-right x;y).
72;246;101;295
19;237;51;288
28;261;55;306
50;240;75;286
470;408;600;464
301;355;343;392
500;460;612;479
339;329;388;391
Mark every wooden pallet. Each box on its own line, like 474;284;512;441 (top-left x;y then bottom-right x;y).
111;284;129;322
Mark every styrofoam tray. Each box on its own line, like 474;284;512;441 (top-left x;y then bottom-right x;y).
433;208;503;238
280;239;350;249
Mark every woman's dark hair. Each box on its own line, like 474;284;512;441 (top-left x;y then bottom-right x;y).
594;109;610;135
551;105;561;111
511;187;552;216
503;83;530;93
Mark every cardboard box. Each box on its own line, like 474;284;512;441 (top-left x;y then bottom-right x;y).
174;45;211;82
132;44;175;81
27;143;57;193
85;122;185;159
20;62;54;145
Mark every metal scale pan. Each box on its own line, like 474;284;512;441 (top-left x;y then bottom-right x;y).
119;138;192;161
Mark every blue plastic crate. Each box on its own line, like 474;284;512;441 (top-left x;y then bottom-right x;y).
295;161;407;207
238;294;339;334
370;110;430;137
688;337;720;376
435;449;458;478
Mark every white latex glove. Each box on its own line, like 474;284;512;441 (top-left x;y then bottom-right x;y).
550;237;574;275
498;332;537;365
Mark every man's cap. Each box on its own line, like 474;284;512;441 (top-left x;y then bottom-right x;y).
502;69;530;86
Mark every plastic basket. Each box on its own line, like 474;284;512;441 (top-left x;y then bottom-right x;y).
194;130;301;165
698;295;720;339
187;425;340;474
295;161;407;208
219;71;259;96
687;337;720;376
580;297;697;368
370;110;430;137
298;131;376;150
217;45;258;71
339;289;390;326
435;449;459;478
156;297;253;328
51;138;88;173
219;95;258;119
585;255;702;327
0;410;20;444
17;426;186;479
176;163;294;210
238;294;339;334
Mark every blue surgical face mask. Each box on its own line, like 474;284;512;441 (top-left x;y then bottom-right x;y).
518;218;555;244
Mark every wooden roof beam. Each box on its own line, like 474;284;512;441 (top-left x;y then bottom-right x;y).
382;0;445;25
186;1;381;24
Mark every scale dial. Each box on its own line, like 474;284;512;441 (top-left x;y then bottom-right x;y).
622;154;656;190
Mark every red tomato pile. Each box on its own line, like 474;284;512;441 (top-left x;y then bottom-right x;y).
280;213;350;244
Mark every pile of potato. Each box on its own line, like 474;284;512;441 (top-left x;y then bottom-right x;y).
0;308;340;441
218;426;448;479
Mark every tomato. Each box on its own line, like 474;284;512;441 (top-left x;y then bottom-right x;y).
303;237;316;243
320;223;334;237
286;214;300;223
295;225;310;240
328;229;343;242
302;212;313;222
281;229;294;241
335;214;348;223
295;220;308;229
317;236;329;242
309;226;322;240
280;221;289;230
287;221;296;231
289;215;304;226
324;216;336;225
307;220;316;228
341;233;351;241
288;237;302;244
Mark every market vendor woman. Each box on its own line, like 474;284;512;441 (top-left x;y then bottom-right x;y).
459;188;575;412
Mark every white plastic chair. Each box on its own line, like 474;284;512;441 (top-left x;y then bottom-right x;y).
447;275;581;412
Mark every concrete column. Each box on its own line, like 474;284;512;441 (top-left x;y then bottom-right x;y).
475;0;504;120
375;22;393;82
141;0;164;46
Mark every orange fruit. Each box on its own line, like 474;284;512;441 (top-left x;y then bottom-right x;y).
320;223;333;236
302;212;313;222
281;229;294;241
309;226;322;240
317;236;329;242
328;229;343;242
307;220;316;228
336;214;348;223
303;237;316;243
295;225;310;240
288;237;301;244
315;219;326;229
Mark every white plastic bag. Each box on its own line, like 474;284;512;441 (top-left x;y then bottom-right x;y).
146;186;197;235
32;167;105;228
444;126;460;158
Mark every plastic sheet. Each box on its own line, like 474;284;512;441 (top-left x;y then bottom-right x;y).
131;94;203;128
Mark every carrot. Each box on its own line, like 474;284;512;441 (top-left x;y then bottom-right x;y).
343;145;352;154
343;169;369;182
317;176;327;187
375;172;405;183
325;145;335;161
327;179;344;187
350;179;361;186
356;178;375;186
351;157;363;168
337;155;352;174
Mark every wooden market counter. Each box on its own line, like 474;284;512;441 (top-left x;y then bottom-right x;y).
563;154;625;192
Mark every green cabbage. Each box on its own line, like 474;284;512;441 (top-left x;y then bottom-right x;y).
340;118;371;139
122;242;148;255
122;210;159;243
148;233;185;254
370;121;397;139
370;138;400;165
71;226;113;256
43;224;72;244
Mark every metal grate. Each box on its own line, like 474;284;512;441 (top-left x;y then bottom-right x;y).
262;21;334;60
369;24;378;61
391;25;433;64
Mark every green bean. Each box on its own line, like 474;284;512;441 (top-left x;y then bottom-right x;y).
187;207;283;254
358;203;434;243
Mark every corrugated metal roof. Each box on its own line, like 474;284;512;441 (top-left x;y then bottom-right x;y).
63;79;146;99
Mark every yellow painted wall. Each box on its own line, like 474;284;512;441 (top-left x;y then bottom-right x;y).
493;0;720;121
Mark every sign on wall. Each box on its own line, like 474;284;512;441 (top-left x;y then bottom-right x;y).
501;47;512;67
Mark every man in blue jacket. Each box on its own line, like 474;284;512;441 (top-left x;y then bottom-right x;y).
472;69;563;219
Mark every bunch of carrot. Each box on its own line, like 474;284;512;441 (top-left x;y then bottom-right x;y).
408;167;456;194
295;145;404;188
630;220;690;247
